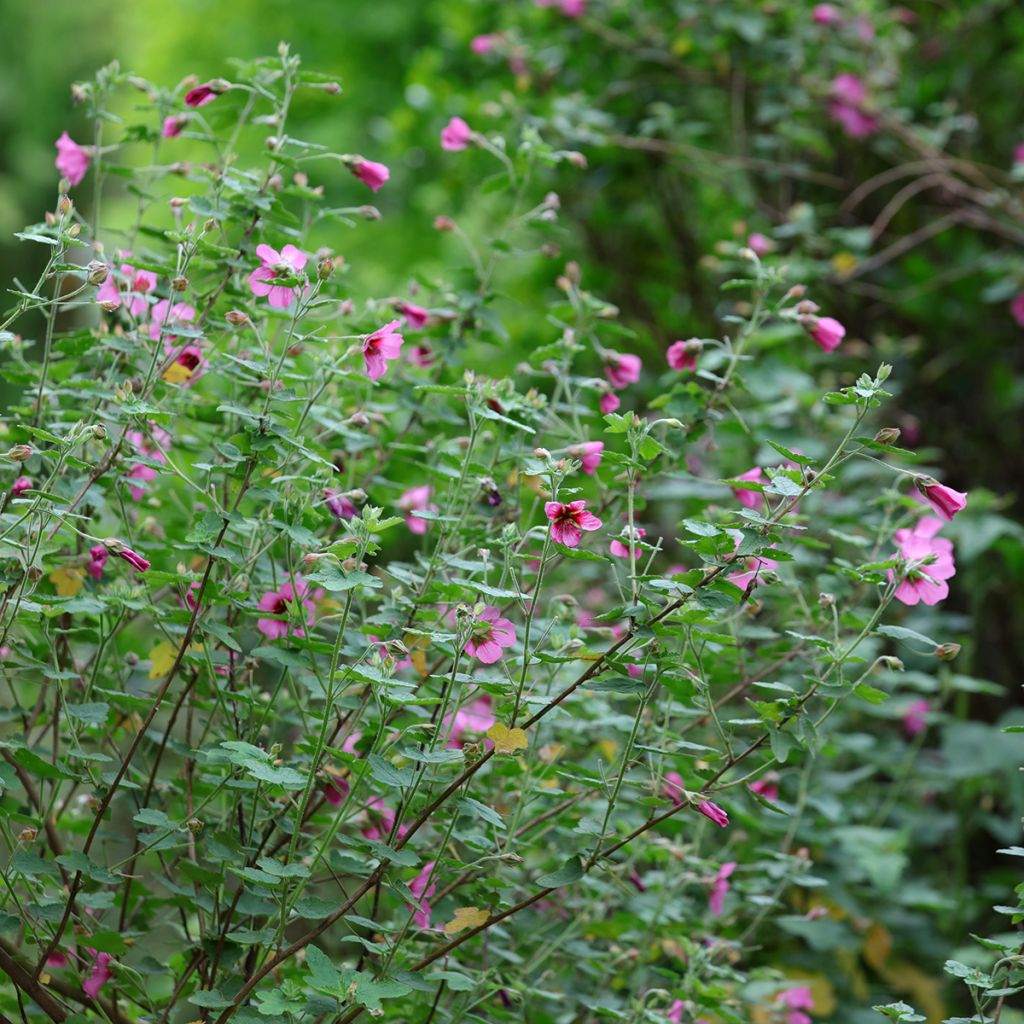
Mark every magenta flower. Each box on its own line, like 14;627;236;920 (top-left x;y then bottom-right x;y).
86;544;108;581
812;3;841;24
325;489;357;520
12;476;31;497
1011;294;1024;327
408;861;438;929
362;796;409;843
249;243;308;309
362;319;404;381
747;232;774;256
55;132;89;186
915;477;967;521
708;861;736;916
471;34;500;54
697;799;729;828
903;698;930;738
662;771;685;805
666;1002;686;1024
441;117;473;152
399;485;436;534
397;302;429;329
731;466;764;509
148;300;196;341
667;339;698;372
95;263;158;316
599;391;620;414
126;426;171;501
610;526;646;559
410;343;434;368
464;606;516;664
890;516;956;607
117;547;150;574
185;82;218;108
802;314;846;352
561;0;585;13
750;777;780;802
568;441;604;475
323;774;350;807
163;343;207;386
1014;143;1024;168
350;159;390;192
544;500;602;547
727;530;778;589
257;579;318;640
828;75;879;138
443;695;495;747
832;72;866;107
776;987;814;1024
82;951;113;998
604;352;641;389
162;114;187;138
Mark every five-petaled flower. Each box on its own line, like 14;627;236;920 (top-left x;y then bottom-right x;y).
545;500;602;547
55;132;90;186
567;441;604;475
464;606;517;664
362;319;404;381
889;516;956;606
248;244;308;309
604;351;641;389
610;526;646;559
257;579;319;640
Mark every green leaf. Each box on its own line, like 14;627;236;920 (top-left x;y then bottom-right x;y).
537;856;583;888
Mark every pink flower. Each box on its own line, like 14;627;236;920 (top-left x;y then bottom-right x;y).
802;315;846;352
812;3;841;24
408;861;438;929
117;547;150;574
832;73;866;107
776;987;814;1024
464;606;517;664
915;477;967;521
95;263;158;316
726;530;778;589
397;302;430;329
666;1002;686;1024
249;243;308;309
55;132;89;186
362;796;409;843
443;695;495;746
86;545;108;581
903;698;930;738
324;774;350;807
410;343;434;368
708;861;736;916
1014;144;1024;168
399;485;436;534
163;343;206;386
666;339;699;372
599;392;620;414
1011;294;1024;327
604;352;641;389
662;771;685;805
731;467;764;509
747;232;774;256
82;951;113;998
568;441;604;475
828;75;879;138
350;159;390;192
148;299;196;341
560;0;586;14
362;319;404;381
610;527;646;559
185;83;218;108
471;34;500;54
162;115;187;138
890;516;956;607
697;799;729;828
126;426;171;500
544;500;603;547
325;489;357;520
257;579;318;640
441;117;473;152
12;476;31;497
628;868;647;893
750;777;780;802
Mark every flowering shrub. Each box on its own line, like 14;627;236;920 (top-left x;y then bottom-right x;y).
0;35;1018;1024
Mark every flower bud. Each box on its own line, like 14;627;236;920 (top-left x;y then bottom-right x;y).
317;258;335;281
533;447;551;460
880;656;904;671
86;260;108;286
58;195;73;216
874;427;901;446
67;224;80;238
784;284;807;301
358;205;381;221
565;150;587;168
322;81;342;95
90;424;107;440
18;827;38;842
348;411;369;428
934;643;961;662
819;592;835;608
6;445;32;463
187;818;204;834
225;309;250;326
172;276;188;292
433;215;455;232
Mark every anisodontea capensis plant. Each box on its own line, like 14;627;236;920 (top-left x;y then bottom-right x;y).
0;46;975;1024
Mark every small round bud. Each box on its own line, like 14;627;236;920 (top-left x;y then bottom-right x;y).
225;309;250;326
533;447;551;460
67;224;80;238
90;424;107;440
935;643;961;662
358;205;381;221
6;445;33;463
348;411;369;428
880;655;904;671
86;260;108;286
317;258;335;281
186;818;204;835
433;215;455;232
58;195;73;216
172;276;188;292
819;592;836;608
565;150;587;168
322;81;342;95
874;427;901;446
18;827;38;842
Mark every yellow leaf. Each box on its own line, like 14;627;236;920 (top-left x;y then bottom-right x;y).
443;906;489;935
148;641;178;679
162;362;193;385
597;739;618;762
832;251;859;276
487;723;528;755
863;920;892;970
50;566;84;598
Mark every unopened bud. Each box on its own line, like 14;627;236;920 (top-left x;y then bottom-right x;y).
819;592;835;608
533;447;551;460
86;261;108;286
186;818;204;835
302;552;328;566
544;191;560;210
225;309;250;326
795;299;820;316
934;643;961;662
348;411;369;428
98;300;120;313
317;258;335;281
784;284;807;301
67;224;80;238
172;276;188;292
880;656;904;671
565;150;587;168
322;81;342;95
874;427;901;446
268;173;284;191
90;424;107;440
6;445;32;463
58;195;73;216
433;215;455;232
358;205;381;221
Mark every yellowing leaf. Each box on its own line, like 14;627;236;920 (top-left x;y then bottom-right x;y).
443;906;489;935
597;739;618;762
148;641;179;679
832;251;858;276
487;723;528;755
50;566;84;597
162;362;194;385
863;920;892;970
